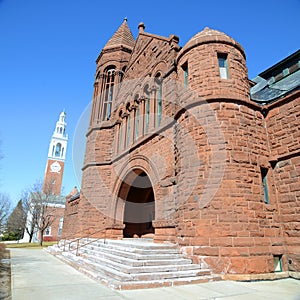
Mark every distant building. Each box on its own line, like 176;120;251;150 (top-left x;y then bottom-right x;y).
22;111;68;242
62;19;300;279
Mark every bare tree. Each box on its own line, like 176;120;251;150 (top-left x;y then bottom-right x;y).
22;178;64;246
22;187;40;243
0;193;10;235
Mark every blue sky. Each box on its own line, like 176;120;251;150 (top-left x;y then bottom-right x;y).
0;0;299;206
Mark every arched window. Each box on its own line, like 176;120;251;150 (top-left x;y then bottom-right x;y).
144;85;150;135
126;114;131;147
55;143;62;157
61;147;64;157
118;122;123;153
60;127;63;134
102;67;116;121
155;73;162;127
135;104;140;142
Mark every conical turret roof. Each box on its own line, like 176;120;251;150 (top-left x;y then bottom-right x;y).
103;18;135;50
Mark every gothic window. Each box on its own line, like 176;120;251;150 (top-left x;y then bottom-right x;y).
218;53;229;79
55;143;62;157
102;66;116;121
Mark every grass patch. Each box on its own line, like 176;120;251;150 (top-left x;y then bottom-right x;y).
3;241;57;249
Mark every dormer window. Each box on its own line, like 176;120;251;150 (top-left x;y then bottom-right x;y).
218;53;229;79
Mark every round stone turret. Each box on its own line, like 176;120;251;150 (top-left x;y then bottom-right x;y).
176;27;249;101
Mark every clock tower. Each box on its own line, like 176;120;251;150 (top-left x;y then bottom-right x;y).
43;111;68;195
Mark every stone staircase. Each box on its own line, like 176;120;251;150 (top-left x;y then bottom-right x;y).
47;238;219;290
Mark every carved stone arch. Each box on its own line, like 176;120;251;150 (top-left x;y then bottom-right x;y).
116;103;126;121
152;60;168;78
141;78;152;96
111;155;160;228
104;64;117;73
132;82;142;100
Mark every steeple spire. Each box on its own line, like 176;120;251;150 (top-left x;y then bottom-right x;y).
103;18;135;50
48;111;68;161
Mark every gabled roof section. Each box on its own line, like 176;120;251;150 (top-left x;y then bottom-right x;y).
250;49;300;104
103;18;135;51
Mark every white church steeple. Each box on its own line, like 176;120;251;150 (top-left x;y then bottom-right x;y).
48;111;68;161
44;111;68;195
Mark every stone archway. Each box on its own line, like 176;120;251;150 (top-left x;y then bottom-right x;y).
118;169;155;238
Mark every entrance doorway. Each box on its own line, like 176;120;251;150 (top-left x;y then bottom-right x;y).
119;169;155;238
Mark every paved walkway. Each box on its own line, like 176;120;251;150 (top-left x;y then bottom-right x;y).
10;248;300;300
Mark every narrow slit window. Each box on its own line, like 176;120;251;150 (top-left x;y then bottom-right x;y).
145;96;150;134
261;167;270;204
218;53;229;79
126;115;131;147
182;62;188;87
118;123;123;152
135;105;140;142
157;82;162;127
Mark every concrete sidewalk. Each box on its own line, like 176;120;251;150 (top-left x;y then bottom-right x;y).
10;248;300;300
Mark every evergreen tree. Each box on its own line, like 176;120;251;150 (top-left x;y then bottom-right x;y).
6;200;26;240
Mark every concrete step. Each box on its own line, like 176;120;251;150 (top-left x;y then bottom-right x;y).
47;238;217;290
69;254;211;282
104;238;178;250
108;275;220;290
81;243;185;261
81;247;192;268
90;240;179;254
83;251;200;274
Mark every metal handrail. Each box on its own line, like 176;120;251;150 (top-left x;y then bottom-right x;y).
57;226;108;256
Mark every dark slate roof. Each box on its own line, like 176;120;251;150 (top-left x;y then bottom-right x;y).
250;49;300;104
69;192;80;202
103;18;135;50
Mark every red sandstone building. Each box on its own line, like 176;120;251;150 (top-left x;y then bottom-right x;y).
62;20;300;278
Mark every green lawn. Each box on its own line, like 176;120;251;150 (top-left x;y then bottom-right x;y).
3;241;57;248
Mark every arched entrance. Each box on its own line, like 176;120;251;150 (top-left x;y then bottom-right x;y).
118;169;155;238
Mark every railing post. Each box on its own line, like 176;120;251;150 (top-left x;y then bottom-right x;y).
76;239;79;256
